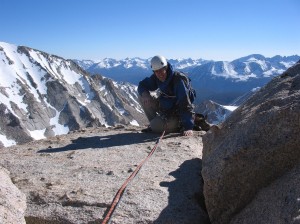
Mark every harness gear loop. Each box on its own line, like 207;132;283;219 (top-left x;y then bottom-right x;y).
102;130;166;224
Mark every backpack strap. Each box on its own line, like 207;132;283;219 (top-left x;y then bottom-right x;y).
172;71;196;103
172;71;190;86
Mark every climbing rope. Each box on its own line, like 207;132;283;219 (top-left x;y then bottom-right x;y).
102;129;166;224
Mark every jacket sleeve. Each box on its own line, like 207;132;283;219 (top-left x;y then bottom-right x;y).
174;79;194;130
137;74;158;96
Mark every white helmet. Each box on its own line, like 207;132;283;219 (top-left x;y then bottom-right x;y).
150;55;168;71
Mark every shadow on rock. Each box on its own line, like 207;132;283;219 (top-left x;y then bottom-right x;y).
154;158;210;224
38;132;159;153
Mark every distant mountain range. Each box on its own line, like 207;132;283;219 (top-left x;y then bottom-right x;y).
74;54;299;105
0;41;299;147
189;54;299;104
73;58;209;85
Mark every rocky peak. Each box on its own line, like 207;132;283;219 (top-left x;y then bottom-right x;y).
0;126;209;223
0;42;146;148
202;60;300;223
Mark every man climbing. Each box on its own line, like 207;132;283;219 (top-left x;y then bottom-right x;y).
138;55;196;136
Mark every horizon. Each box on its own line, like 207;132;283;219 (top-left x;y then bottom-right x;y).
1;40;299;62
73;53;300;63
1;0;300;61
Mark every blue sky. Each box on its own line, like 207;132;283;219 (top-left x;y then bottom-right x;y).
1;0;299;61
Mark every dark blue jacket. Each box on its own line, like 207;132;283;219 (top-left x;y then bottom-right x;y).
138;63;194;130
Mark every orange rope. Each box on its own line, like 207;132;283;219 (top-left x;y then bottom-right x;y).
102;130;166;224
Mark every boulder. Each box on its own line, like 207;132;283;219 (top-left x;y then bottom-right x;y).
231;163;300;223
202;61;300;223
0;166;27;224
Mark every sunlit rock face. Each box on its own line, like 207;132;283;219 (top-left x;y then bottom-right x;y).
0;42;146;147
202;61;300;223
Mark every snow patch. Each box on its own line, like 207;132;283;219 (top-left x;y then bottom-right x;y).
0;134;16;147
28;129;46;140
130;120;139;126
222;105;238;111
50;110;70;136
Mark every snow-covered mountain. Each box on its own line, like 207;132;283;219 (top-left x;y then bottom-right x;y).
72;59;95;70
196;100;238;125
73;57;210;84
75;54;299;105
0;42;146;148
190;54;297;82
1;40;298;147
189;54;299;104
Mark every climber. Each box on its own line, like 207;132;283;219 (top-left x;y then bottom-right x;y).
138;55;199;136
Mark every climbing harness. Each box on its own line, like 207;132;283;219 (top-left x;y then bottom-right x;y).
101;129;166;224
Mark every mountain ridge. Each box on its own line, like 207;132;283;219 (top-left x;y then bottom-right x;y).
1;41;299;147
0;42;147;147
75;54;299;105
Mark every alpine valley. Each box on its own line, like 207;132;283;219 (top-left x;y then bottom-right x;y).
0;41;299;147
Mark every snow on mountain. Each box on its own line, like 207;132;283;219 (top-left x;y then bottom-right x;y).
168;58;209;70
122;57;149;69
76;57;208;71
0;42;146;147
87;57;149;70
189;54;299;105
211;61;241;79
74;57;210;85
191;54;298;82
1;40;298;147
94;58;121;69
75;54;299;86
196;100;238;124
73;54;299;124
74;54;299;106
72;59;95;70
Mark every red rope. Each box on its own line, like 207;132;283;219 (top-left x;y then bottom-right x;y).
102;130;166;224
